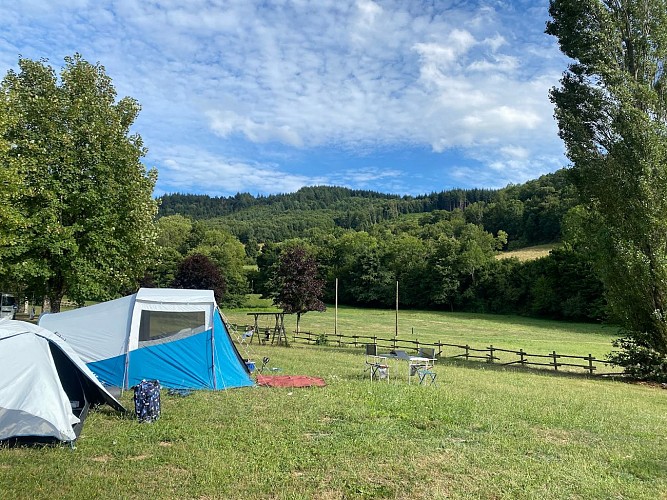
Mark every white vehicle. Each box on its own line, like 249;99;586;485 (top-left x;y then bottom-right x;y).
0;293;16;319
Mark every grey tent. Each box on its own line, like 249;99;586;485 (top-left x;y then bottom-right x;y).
0;319;125;444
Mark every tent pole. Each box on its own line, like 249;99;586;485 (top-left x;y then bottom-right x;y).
122;348;130;394
212;308;218;390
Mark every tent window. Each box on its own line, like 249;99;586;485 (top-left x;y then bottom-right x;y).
138;310;206;343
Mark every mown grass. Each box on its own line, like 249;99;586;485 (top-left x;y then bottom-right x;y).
3;307;664;499
226;303;619;366
2;341;666;499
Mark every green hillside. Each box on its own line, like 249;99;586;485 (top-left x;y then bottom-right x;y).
158;169;576;249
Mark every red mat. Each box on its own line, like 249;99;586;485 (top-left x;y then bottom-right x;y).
256;375;326;388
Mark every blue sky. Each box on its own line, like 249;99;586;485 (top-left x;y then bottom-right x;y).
0;0;570;198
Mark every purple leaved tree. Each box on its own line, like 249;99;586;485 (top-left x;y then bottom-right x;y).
271;245;326;333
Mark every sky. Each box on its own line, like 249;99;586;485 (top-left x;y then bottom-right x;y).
0;0;571;198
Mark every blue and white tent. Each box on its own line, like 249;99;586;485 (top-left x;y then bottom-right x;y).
39;288;253;390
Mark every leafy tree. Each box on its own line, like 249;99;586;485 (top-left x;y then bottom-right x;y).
383;234;430;308
190;228;249;306
244;237;260;262
0;54;158;311
347;245;395;307
183;220;207;254
145;246;182;289
173;253;226;303
271;245;326;333
547;0;667;376
156;215;193;253
426;235;461;310
255;242;281;298
0;84;24;280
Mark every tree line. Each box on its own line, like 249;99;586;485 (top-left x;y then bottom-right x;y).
246;212;604;323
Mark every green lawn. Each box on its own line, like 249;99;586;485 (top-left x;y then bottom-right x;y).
3;308;665;499
225;304;620;369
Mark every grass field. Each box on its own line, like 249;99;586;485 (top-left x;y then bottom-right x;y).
225;303;620;365
2;306;666;499
496;244;556;262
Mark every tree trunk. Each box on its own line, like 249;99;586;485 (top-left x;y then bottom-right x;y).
48;294;63;313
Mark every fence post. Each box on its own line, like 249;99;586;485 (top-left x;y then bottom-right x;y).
552;351;558;371
519;349;526;366
465;345;470;361
354;335;358;348
437;341;443;357
392;337;397;349
487;345;495;363
588;354;594;375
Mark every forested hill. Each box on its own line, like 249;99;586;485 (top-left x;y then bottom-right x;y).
157;169;577;248
158;185;497;218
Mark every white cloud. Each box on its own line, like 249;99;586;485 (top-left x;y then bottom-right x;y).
153;147;324;197
0;0;568;195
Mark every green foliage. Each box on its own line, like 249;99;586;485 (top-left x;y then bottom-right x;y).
190;229;248;307
173;253;226;303
154;185;603;325
155;214;192;253
270;244;326;331
146;217;250;306
158;173;575;248
0;54;157;310
608;335;667;382
548;0;667;378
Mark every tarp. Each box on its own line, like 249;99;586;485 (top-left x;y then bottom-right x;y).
256;375;326;388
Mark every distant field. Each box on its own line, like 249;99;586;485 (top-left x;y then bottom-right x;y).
496;244;556;262
224;302;620;365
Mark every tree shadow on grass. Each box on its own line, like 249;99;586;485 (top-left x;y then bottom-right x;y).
441;356;629;384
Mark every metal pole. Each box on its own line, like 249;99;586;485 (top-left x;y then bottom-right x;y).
395;280;399;338
335;278;338;337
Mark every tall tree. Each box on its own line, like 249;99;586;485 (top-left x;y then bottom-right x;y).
0;55;158;311
173;253;226;304
271;244;326;333
547;0;667;376
191;228;249;306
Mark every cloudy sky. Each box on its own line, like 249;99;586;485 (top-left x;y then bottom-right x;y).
0;0;569;197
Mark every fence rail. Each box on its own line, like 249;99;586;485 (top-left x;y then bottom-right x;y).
290;330;604;375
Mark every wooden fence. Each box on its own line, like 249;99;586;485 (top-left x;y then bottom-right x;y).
291;330;605;375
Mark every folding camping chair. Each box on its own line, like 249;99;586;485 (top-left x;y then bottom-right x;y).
240;327;254;345
364;344;389;381
415;347;437;385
